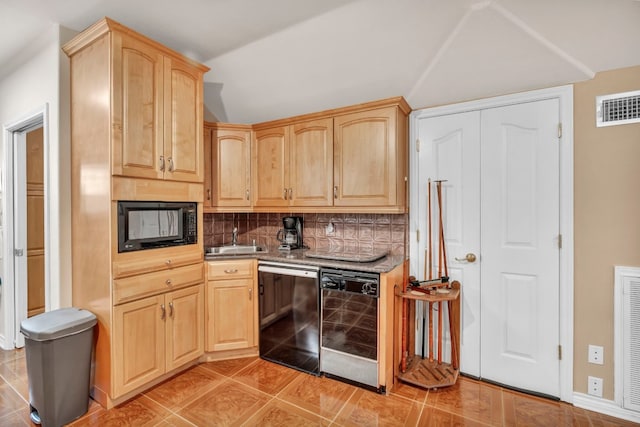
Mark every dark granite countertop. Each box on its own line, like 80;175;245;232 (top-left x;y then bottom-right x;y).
204;246;405;274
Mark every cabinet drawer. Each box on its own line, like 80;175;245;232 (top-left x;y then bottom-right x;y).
113;250;203;279
207;259;254;280
114;263;204;305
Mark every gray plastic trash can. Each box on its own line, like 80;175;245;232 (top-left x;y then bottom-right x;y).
20;307;97;427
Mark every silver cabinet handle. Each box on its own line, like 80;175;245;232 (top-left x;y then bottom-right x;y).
166;279;172;286
160;304;166;320
167;157;174;172
454;253;477;263
288;188;293;200
159;156;165;172
283;188;288;200
334;186;338;199
249;288;252;300
165;259;172;267
224;269;238;274
246;189;250;200
168;302;174;317
207;189;211;200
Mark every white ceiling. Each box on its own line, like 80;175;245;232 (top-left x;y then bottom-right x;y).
1;0;639;123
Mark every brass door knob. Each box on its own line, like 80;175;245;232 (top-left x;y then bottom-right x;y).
454;253;477;263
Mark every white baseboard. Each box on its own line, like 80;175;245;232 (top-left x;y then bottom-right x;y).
0;334;13;350
573;392;640;424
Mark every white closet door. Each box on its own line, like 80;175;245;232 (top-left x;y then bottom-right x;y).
416;98;561;397
480;99;560;397
417;111;481;376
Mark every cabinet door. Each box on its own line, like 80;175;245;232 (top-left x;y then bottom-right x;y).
334;107;398;206
290;118;334;206
252;126;289;207
203;126;213;207
163;56;204;182
212;127;251;207
206;279;255;351
112;33;164;180
166;284;204;370
113;294;165;397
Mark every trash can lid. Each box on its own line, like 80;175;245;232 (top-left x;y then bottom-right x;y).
20;307;97;341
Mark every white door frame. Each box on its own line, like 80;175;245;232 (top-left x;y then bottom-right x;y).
409;85;574;403
1;104;50;349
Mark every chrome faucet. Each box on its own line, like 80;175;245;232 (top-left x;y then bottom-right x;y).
231;227;238;246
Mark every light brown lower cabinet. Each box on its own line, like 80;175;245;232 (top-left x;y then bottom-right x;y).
113;284;204;397
206;259;258;352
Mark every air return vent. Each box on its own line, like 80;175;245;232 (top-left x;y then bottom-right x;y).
596;90;640;127
615;266;640;413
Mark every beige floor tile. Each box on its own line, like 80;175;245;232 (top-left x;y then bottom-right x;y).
144;365;225;411
279;373;357;420
334;388;423;426
425;376;503;426
232;358;302;396
245;398;331;426
177;379;271;426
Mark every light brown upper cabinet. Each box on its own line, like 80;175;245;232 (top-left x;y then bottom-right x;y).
333;106;405;208
66;19;207;183
252;118;334;208
251;98;409;213
204;123;252;210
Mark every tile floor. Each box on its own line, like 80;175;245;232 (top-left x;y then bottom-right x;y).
0;348;637;426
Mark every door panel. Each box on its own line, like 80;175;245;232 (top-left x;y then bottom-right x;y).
113;294;165;397
113;33;164;179
27;127;45;318
290;119;333;206
252;127;289;207
164;57;203;182
417;111;481;376
480;100;560;396
166;284;204;370
334;107;396;206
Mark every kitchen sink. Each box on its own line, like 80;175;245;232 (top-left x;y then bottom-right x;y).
205;245;266;256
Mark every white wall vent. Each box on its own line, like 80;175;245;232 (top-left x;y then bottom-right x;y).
615;266;640;413
596;90;640;127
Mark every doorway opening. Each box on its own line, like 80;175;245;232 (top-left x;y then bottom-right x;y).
1;104;50;349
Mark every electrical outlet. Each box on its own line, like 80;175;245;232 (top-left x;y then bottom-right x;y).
588;345;604;365
588;376;603;397
325;222;334;234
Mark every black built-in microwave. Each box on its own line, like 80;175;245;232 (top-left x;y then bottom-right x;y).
117;201;197;253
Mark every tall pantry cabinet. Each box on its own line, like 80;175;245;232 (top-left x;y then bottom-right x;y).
64;18;209;408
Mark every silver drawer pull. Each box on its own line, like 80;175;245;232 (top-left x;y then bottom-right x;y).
165;279;172;286
224;268;238;274
165;259;172;266
160;304;166;320
169;302;174;317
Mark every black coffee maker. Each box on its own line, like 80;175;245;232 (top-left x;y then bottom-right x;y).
277;216;304;250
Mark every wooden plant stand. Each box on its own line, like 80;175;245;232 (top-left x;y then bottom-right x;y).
397;281;461;389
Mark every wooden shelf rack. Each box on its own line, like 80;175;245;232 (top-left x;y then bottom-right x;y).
396;281;461;390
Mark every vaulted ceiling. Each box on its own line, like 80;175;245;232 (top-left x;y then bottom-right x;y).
1;0;639;124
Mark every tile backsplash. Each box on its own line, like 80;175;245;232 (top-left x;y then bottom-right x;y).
204;212;408;257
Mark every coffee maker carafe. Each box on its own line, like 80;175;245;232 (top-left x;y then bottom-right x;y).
276;216;304;249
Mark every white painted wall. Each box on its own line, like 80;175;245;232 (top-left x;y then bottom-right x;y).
0;24;75;348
